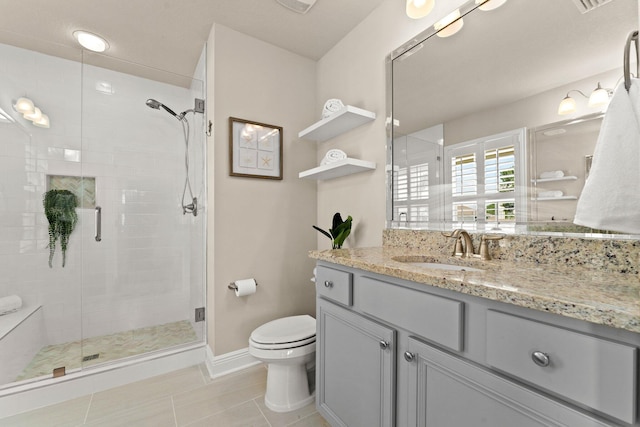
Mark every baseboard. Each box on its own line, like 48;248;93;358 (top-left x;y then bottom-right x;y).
205;346;261;379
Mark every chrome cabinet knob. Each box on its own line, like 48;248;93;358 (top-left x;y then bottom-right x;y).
379;340;389;350
324;280;333;288
404;351;415;362
531;351;550;367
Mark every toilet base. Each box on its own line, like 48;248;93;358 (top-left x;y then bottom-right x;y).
264;362;314;413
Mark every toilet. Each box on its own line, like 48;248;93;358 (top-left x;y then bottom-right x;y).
249;314;316;413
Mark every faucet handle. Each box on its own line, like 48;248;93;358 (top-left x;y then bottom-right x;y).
477;234;505;260
482;234;505;241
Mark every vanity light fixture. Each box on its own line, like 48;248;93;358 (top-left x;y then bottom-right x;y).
14;97;35;114
434;9;464;37
73;30;109;52
13;97;51;128
475;0;507;11
557;83;613;115
23;107;42;122
406;0;435;19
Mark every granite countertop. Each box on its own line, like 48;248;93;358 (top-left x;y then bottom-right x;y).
309;247;640;334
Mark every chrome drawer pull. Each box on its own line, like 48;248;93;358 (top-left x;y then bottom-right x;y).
404;351;415;362
531;351;550;367
324;280;333;288
379;340;389;350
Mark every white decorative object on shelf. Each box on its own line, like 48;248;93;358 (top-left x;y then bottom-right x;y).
322;99;345;119
298;105;376;142
299;158;376;180
321;149;347;165
539;170;565;179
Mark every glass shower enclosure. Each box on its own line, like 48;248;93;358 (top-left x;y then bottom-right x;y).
0;40;206;389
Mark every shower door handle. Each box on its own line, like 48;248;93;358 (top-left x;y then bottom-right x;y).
95;206;102;242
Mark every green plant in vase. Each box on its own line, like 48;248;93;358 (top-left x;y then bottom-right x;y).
313;212;353;249
43;189;78;268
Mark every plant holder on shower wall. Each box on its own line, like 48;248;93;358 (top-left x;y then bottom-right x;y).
43;189;78;268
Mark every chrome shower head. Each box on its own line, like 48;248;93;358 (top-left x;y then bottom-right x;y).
145;98;179;119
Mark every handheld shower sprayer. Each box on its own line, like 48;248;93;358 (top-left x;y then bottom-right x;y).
145;97;206;217
146;98;180;120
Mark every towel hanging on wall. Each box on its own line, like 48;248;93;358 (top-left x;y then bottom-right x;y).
573;78;640;233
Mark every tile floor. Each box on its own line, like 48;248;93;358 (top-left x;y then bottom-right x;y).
1;363;330;427
16;321;198;382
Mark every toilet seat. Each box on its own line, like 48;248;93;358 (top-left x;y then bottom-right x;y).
250;315;316;350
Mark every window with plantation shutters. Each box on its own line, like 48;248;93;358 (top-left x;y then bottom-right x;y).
444;128;526;232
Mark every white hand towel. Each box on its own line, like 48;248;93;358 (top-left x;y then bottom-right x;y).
0;295;22;315
538;190;563;198
540;170;564;179
574;78;640;233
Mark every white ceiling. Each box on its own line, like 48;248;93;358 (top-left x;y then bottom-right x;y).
0;0;385;82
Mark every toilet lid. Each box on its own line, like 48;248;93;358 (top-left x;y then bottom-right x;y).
250;315;316;345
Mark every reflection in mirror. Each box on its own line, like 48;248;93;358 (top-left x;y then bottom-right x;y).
387;0;638;238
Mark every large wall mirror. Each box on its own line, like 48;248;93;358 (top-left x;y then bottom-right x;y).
387;0;638;238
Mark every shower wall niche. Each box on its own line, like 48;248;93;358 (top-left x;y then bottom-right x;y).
0;41;206;388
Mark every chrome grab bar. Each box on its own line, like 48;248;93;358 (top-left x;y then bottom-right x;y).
95;206;102;242
624;30;639;92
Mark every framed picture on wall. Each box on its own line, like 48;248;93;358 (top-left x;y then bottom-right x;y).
229;117;283;180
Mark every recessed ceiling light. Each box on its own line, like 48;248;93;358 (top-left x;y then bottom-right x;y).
73;30;109;52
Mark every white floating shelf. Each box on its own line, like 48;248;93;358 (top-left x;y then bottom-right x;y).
531;176;578;183
532;196;578;201
298;105;376;142
299;158;376;180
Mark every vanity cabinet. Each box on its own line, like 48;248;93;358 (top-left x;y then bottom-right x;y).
317;298;395;427
315;261;638;427
404;338;613;427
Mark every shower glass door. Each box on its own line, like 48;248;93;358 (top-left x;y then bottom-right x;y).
0;40;205;390
78;52;206;369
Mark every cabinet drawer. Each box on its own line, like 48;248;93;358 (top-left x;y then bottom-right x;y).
316;265;353;306
486;310;637;424
359;276;464;351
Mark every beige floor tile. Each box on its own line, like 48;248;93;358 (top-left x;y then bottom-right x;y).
183;400;269;427
84;396;176;427
255;397;318;427
86;365;204;422
0;394;91;427
173;382;266;426
287;412;332;427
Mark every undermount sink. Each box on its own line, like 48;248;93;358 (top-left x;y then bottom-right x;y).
391;256;484;273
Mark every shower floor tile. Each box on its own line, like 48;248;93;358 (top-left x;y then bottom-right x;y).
16;320;198;381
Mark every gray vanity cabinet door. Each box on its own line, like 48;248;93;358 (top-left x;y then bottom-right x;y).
317;298;395;427
405;338;613;427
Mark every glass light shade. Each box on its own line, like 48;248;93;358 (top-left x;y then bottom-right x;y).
476;0;507;11
14;97;35;114
557;96;577;115
435;9;464;37
588;84;609;107
24;107;42;122
73;30;109;52
33;114;50;128
406;0;435;19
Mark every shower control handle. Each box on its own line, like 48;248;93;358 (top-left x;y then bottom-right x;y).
95;206;102;242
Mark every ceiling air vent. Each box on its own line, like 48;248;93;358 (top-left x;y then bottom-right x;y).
276;0;317;14
571;0;613;13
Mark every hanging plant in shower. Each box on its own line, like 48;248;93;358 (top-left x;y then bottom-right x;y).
43;189;78;268
313;212;353;249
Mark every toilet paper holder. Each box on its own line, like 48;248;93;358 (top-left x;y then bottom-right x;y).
228;280;259;290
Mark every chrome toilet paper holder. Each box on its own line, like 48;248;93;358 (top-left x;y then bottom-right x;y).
228;280;259;290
